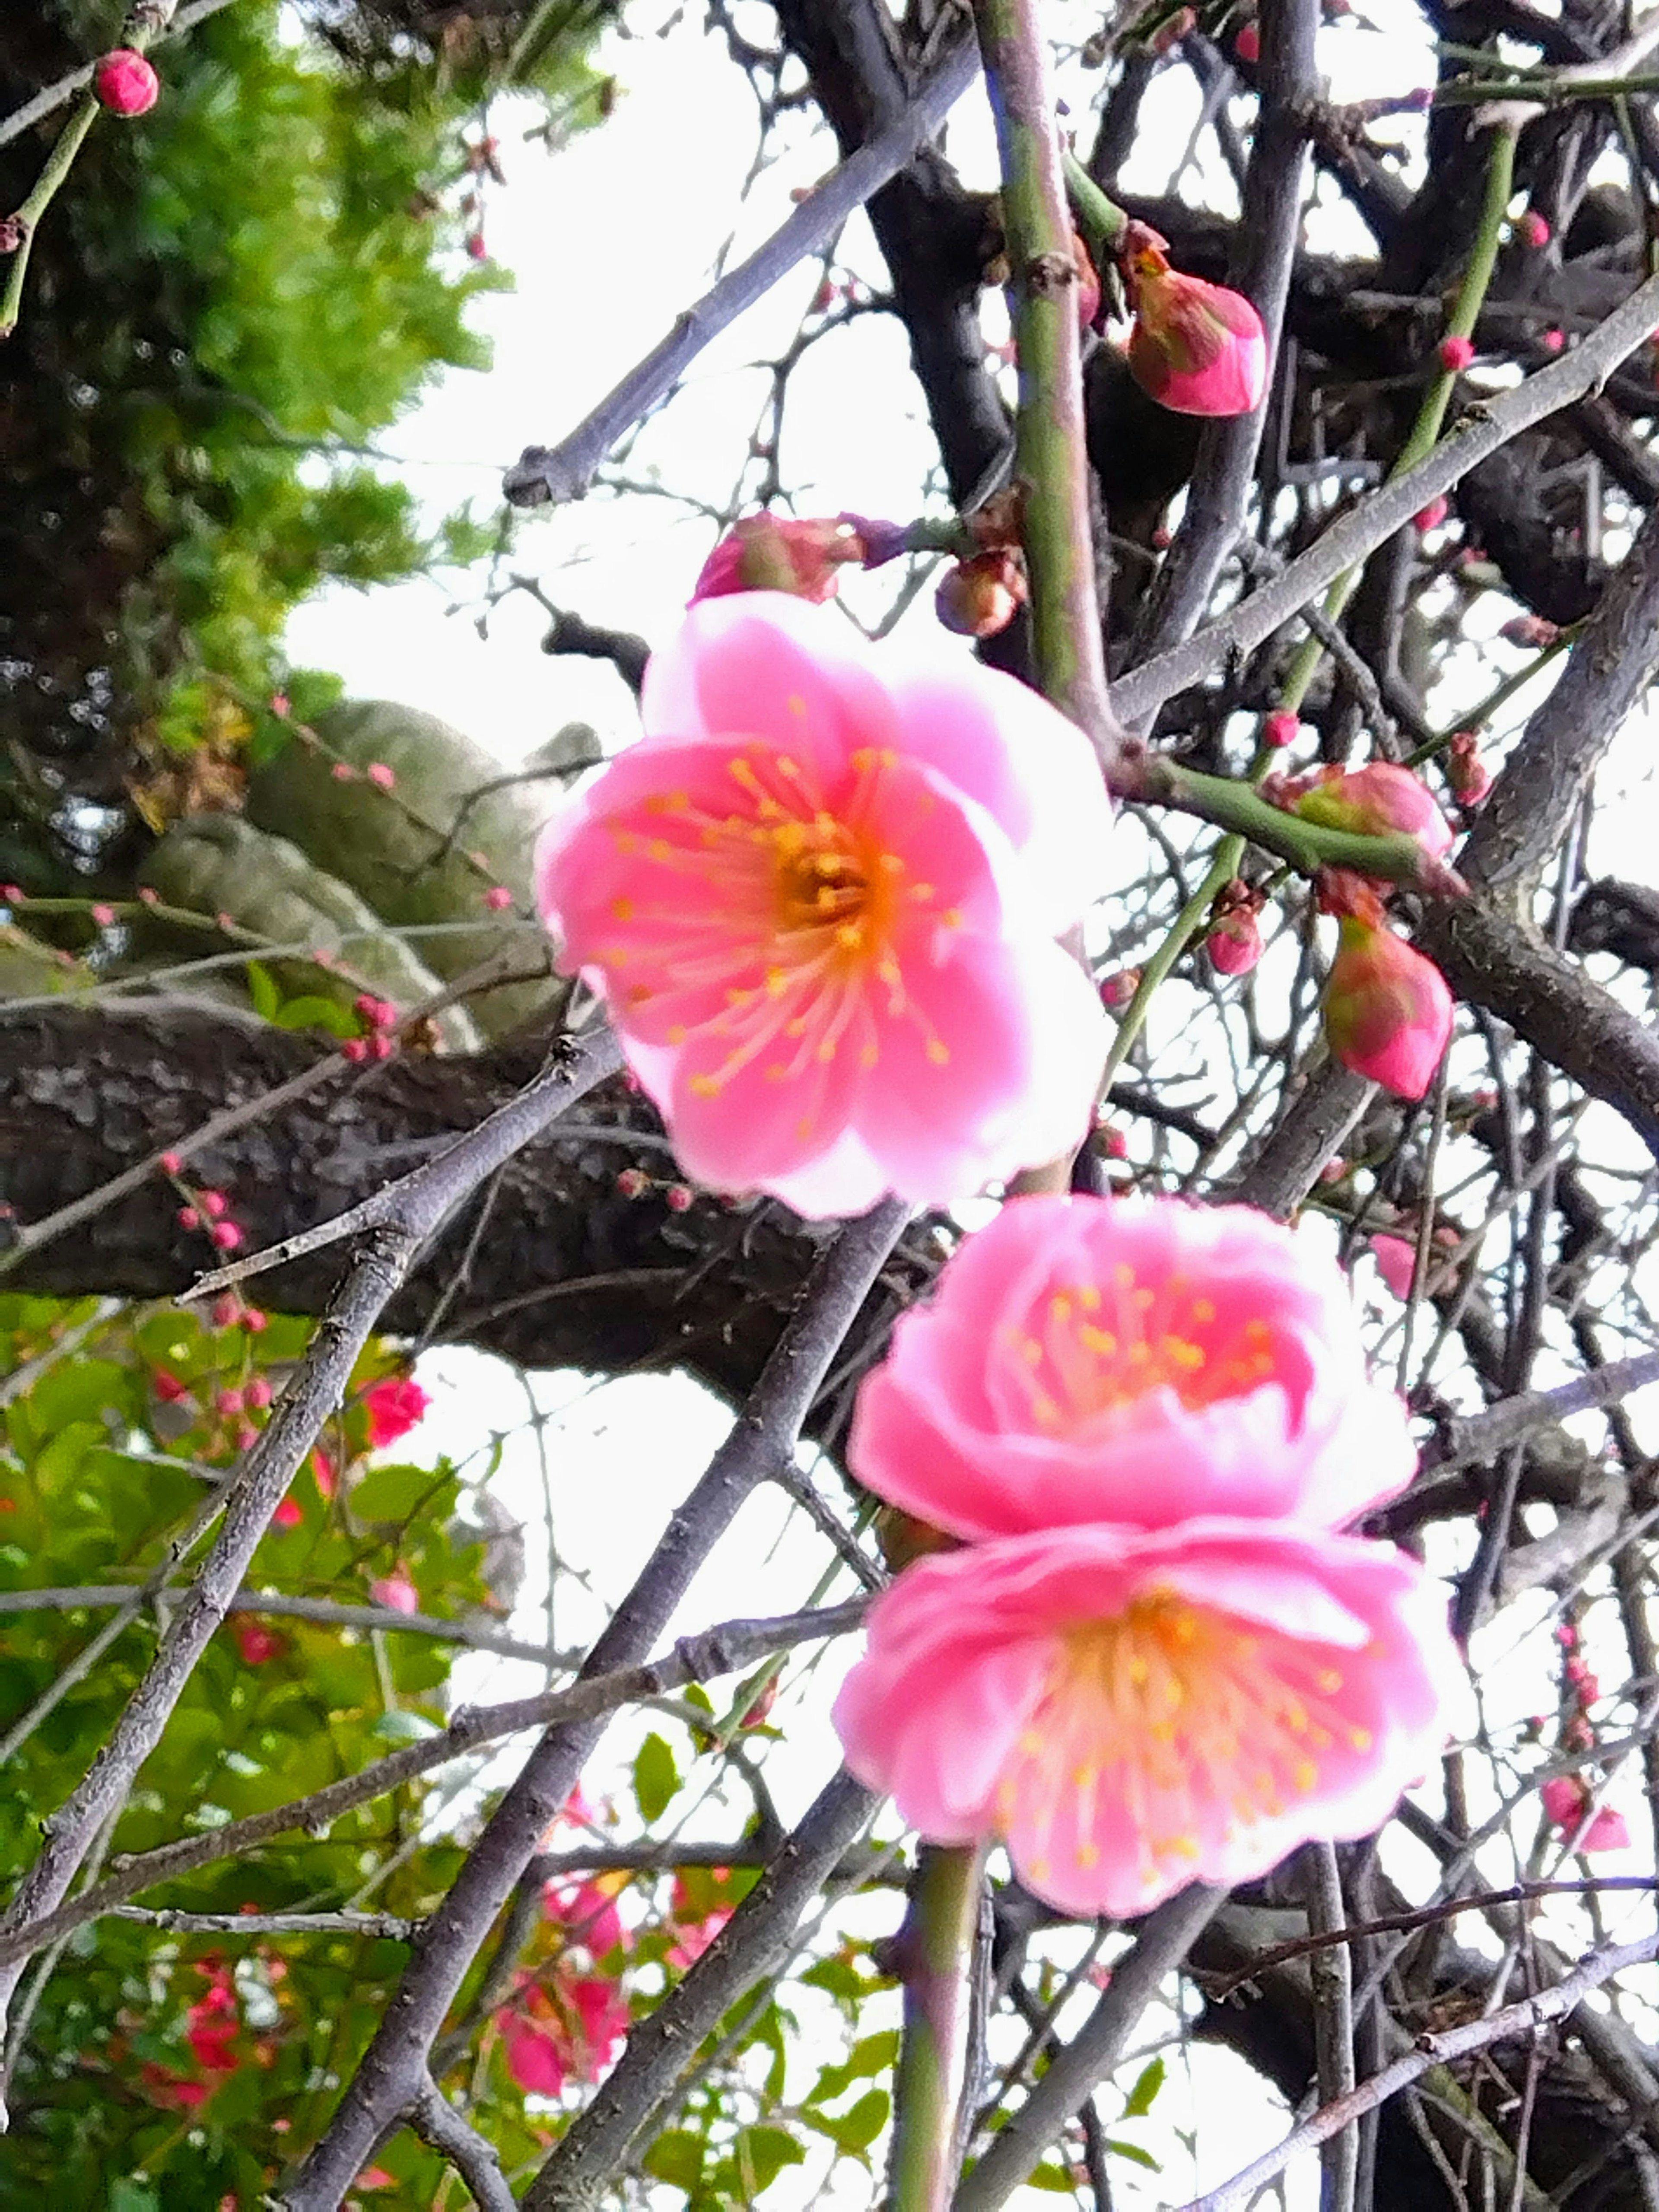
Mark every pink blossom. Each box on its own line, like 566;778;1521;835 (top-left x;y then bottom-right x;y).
496;1970;629;2096
342;1036;369;1062
272;1495;304;1530
186;1972;239;2074
363;1374;431;1447
536;593;1111;1215
90;902;116;927
159;1150;183;1175
484;884;514;910
211;1221;242;1251
371;1570;420;1615
834;1520;1457;1916
1292;763;1454;860
691;514;866;606
1123;226;1267;417
178;1206;200;1230
1324;919;1453;1100
232;1620;284;1665
849;1194;1416;1541
95;48;159;116
1234;21;1260;62
1439;335;1475;373
366;762;396;790
546;1879;625;1958
1541;1774;1630;1851
331;762;355;782
1369;1233;1417;1300
1540;327;1564;356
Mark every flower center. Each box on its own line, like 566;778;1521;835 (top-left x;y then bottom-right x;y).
997;1590;1373;1895
999;1272;1280;1432
771;814;879;953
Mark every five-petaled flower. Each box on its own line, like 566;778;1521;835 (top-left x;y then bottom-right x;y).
536;593;1111;1216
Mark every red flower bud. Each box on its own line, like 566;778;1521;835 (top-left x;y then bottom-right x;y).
1500;613;1559;648
1540;327;1564;355
690;514;865;606
934;549;1028;638
1234;20;1260;62
1323;918;1453;1099
1438;334;1475;373
616;1168;648;1198
1445;731;1492;804
1262;709;1299;749
664;1182;695;1213
95;48;159;117
1122;226;1267;416
1099;967;1141;1009
1415;495;1449;533
211;1221;243;1251
1518;210;1550;248
1206;908;1262;975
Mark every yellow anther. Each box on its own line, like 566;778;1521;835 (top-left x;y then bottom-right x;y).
611;897;635;921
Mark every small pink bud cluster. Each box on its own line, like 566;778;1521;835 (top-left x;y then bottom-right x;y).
95;48;159;117
162;1156;247;1253
614;1166;695;1211
1538;1619;1630;1851
343;993;400;1066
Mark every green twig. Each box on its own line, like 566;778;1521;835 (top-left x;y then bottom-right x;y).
887;1843;988;2212
973;0;1118;763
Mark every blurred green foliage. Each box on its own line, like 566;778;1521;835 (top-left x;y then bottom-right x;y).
0;0;601;893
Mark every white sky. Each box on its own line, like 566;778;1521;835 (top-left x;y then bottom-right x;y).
281;4;1659;2201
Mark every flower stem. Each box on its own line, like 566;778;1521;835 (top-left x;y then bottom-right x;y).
887;1843;988;2212
972;0;1118;764
1274;119;1517;717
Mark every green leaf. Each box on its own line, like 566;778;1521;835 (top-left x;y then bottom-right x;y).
736;2124;805;2193
808;2028;900;2104
1123;2053;1165;2118
643;2129;705;2192
1104;2139;1161;2170
272;994;356;1038
633;1731;680;1823
804;2087;890;2158
109;2181;161;2212
1026;2162;1075;2191
245;958;281;1020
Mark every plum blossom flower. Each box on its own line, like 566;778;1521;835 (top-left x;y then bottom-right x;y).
371;1570;420;1615
1369;1233;1417;1300
363;1375;431;1448
495;1969;629;2097
1122;224;1267;417
849;1194;1416;1542
1323;918;1453;1100
834;1519;1458;1915
536;594;1111;1216
546;1878;625;1959
691;515;865;606
1541;1774;1630;1852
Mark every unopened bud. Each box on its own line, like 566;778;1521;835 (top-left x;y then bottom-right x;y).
934;549;1027;638
95;48;159;116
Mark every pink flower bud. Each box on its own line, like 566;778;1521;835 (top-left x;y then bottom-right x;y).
1234;20;1260;61
233;1621;284;1666
212;1295;242;1330
1262;709;1299;749
273;1495;303;1530
1369;1233;1417;1300
1206;908;1262;975
153;1370;191;1404
366;763;396;790
331;762;355;782
354;993;380;1020
371;1572;420;1616
1293;762;1455;859
1415;495;1449;533
369;1033;394;1060
1540;327;1564;355
200;1190;229;1219
1518;210;1550;248
137;884;159;905
664;1182;695;1212
1500;613;1559;648
217;1389;245;1417
935;550;1028;638
1099;967;1141;1009
484;885;514;911
342;1037;369;1062
1096;1122;1128;1160
616;1168;648;1198
466;233;488;262
1124;226;1268;416
244;1308;267;1333
90;903;116;927
690;514;866;606
270;693;290;717
95;48;159;117
1323;918;1453;1100
1446;731;1492;804
178;1206;200;1230
247;1378;273;1409
211;1221;243;1251
0;886;21;904
159;1151;183;1175
1438;334;1475;373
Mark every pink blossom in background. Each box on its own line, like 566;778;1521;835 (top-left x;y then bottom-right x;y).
1541;1774;1630;1851
1369;1233;1417;1300
834;1519;1457;1916
370;1570;420;1615
849;1195;1415;1541
185;1972;240;2075
495;1969;629;2097
272;1494;304;1531
363;1374;431;1448
1123;225;1267;418
232;1620;284;1665
1324;919;1453;1100
665;1869;739;1971
1290;763;1454;860
536;593;1111;1216
545;1878;625;1959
